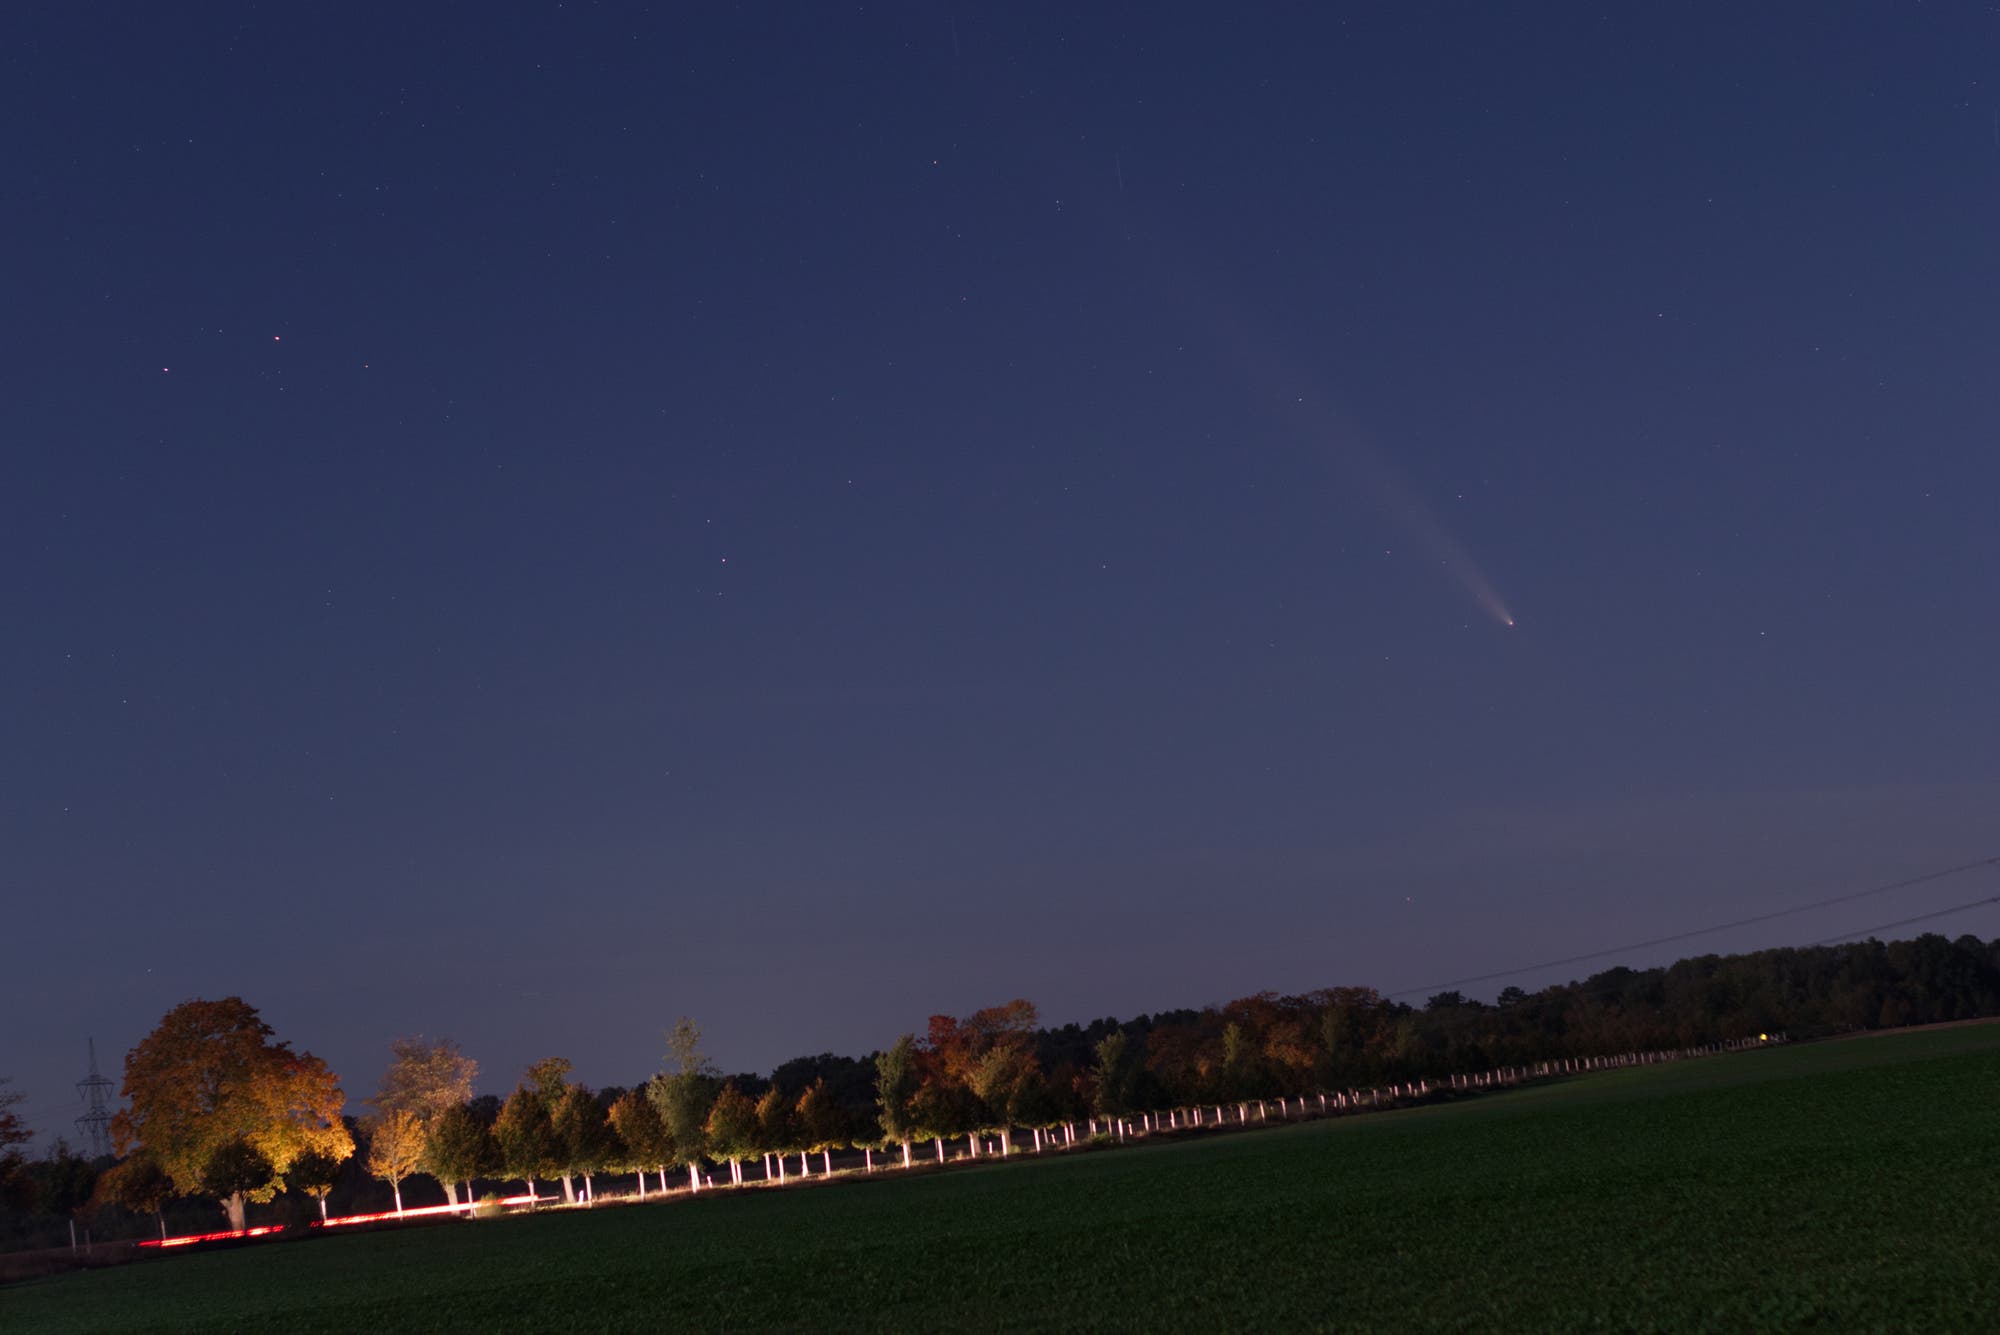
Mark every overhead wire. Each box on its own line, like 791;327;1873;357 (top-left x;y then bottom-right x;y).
1806;893;2000;946
1388;853;2000;1000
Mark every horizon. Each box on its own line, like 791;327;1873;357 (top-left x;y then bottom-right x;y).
11;903;1998;1150
7;4;1997;1146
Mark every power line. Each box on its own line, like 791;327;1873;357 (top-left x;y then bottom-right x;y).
1807;893;2000;947
1390;853;2000;1000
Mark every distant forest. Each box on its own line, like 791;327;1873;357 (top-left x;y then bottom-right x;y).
5;929;1998;1251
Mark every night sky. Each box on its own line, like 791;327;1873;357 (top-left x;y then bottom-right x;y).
6;3;1997;1137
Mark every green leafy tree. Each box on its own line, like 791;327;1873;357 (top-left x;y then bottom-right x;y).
606;1090;674;1198
551;1084;613;1203
1091;1031;1129;1121
363;1108;426;1215
492;1087;559;1203
969;1047;1032;1154
909;1079;976;1163
754;1084;795;1179
646;1018;719;1192
199;1138;274;1228
875;1035;920;1168
794;1078;849;1175
93;1152;175;1239
525;1057;573;1107
704;1083;759;1185
113;998;352;1231
420;1104;490;1208
289;1148;342;1223
1007;1072;1062;1150
515;1060;584;1202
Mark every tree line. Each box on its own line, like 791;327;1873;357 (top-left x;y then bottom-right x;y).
5;929;1998;1246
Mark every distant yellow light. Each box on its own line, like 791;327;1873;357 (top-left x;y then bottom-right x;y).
1758;1033;1768;1042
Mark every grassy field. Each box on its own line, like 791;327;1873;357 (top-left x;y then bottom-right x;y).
7;1024;1999;1331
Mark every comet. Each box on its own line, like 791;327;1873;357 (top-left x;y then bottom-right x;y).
1131;235;1519;628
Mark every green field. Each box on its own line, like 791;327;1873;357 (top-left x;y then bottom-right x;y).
8;1025;1999;1332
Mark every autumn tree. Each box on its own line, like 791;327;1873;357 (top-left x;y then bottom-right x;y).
925;1000;1040;1088
113;998;352;1231
924;1000;1039;1156
374;1037;478;1121
94;1152;175;1239
289;1148;343;1223
492;1088;559;1203
372;1037;477;1207
874;1035;920;1168
420;1104;490;1208
364;1108;426;1215
606;1090;674;1198
646;1018;718;1192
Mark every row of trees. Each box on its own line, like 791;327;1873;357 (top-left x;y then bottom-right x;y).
11;931;2000;1239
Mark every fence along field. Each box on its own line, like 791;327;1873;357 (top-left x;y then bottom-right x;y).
6;1022;1998;1331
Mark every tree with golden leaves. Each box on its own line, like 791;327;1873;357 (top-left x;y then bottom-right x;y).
371;1036;478;1208
112;997;352;1231
364;1108;427;1216
373;1037;478;1123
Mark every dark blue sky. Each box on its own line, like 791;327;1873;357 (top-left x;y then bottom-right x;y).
6;3;1997;1135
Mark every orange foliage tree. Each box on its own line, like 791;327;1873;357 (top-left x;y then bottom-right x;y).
112;997;351;1231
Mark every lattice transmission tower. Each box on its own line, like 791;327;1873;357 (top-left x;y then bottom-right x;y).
76;1038;115;1159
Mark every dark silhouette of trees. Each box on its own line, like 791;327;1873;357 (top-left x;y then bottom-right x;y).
0;1079;29;1209
1091;1032;1131;1121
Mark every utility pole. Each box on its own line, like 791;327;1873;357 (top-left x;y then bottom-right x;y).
76;1038;115;1159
